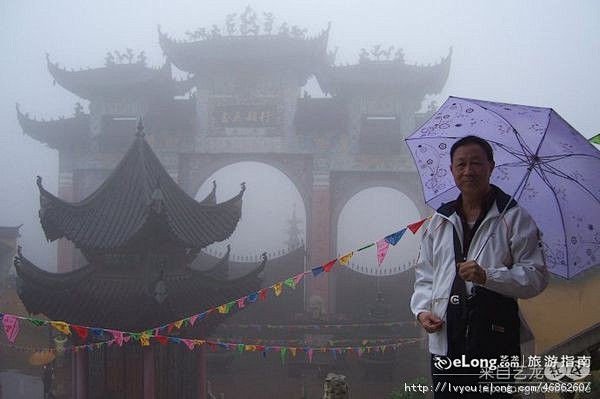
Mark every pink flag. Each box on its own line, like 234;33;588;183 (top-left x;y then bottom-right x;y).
237;297;247;309
376;239;390;266
111;330;124;347
293;273;305;285
2;315;20;343
181;339;195;350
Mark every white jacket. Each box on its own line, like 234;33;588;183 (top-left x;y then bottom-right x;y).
410;187;549;356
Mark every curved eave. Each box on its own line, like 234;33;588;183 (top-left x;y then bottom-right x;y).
163;182;245;249
37;136;246;251
46;55;179;100
17;104;89;149
14;252;95;292
199;180;217;205
14;251;264;332
317;48;452;96
159;24;330;75
188;250;266;286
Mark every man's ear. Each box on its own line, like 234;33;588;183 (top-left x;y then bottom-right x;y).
489;160;495;175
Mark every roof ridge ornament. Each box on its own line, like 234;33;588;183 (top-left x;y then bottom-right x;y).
182;7;313;41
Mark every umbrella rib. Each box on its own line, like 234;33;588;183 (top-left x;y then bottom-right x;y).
538;163;600;204
531;165;570;278
496;161;532;168
492;142;529;162
539;153;600;163
474;103;536;158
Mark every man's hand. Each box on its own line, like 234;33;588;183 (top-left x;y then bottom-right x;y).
457;260;487;285
417;311;444;333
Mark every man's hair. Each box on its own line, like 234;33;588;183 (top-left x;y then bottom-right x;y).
450;135;494;162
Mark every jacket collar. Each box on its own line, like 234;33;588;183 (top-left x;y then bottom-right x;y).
437;185;517;218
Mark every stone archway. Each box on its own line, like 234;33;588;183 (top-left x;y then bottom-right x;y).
193;161;308;258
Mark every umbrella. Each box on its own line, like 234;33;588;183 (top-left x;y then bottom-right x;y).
28;350;56;366
405;96;600;279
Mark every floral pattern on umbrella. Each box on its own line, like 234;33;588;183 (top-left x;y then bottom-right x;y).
406;96;600;278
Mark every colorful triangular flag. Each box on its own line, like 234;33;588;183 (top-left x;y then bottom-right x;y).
376;239;390;266
50;321;71;336
273;282;283;297
2;315;20;343
339;252;354;265
283;277;296;289
407;218;427;234
71;325;89;341
385;228;406;245
323;259;336;272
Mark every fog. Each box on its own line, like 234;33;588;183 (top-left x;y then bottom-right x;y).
1;0;598;270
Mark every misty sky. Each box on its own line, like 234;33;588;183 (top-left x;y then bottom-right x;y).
0;0;598;269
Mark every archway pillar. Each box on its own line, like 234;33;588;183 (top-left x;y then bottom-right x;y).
307;169;331;316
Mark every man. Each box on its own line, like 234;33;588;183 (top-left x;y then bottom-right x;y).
410;135;549;398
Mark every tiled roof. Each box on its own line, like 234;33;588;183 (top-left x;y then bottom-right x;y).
46;56;194;100
158;26;330;76
37;128;245;252
16;104;89;150
316;49;452;96
14;251;266;332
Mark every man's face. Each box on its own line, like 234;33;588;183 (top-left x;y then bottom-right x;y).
450;143;495;197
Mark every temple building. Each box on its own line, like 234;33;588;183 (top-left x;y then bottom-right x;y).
15;122;267;398
15;7;451;398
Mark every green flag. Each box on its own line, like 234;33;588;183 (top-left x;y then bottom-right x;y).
589;134;600;144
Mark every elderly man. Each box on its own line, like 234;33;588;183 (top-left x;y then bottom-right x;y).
411;135;549;398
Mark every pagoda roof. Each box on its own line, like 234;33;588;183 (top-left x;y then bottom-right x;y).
14;248;266;332
37;123;245;253
17;104;90;149
158;25;330;76
46;54;194;100
316;48;452;96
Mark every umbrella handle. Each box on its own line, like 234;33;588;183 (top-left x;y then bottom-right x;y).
472;167;533;263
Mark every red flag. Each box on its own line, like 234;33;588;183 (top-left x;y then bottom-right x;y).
154;336;168;346
407;218;427;234
259;288;268;301
71;325;89;341
323;259;337;272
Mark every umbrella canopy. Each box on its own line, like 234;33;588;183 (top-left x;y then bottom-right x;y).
405;96;600;279
28;350;56;366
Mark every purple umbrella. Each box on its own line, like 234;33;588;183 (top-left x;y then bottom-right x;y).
405;96;600;279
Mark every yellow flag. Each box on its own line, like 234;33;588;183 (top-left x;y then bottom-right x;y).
290;347;297;357
273;282;283;296
50;321;71;335
217;304;229;314
174;320;184;329
140;334;150;347
339;252;354;265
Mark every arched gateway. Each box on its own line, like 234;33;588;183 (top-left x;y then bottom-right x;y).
16;8;450;398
